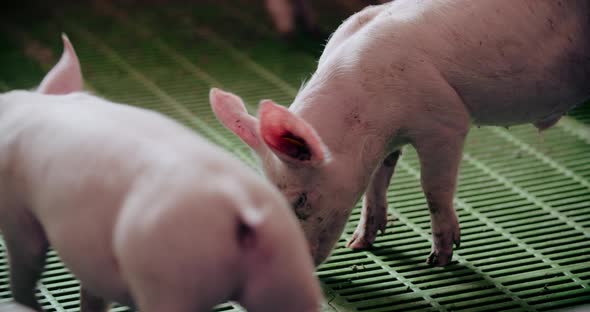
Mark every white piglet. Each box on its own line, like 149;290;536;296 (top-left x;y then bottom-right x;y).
0;35;322;312
211;0;589;266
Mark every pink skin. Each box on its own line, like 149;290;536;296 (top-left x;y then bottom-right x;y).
211;0;589;266
0;35;322;311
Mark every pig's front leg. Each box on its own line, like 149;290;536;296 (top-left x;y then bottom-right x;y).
347;150;400;250
80;286;109;312
414;127;465;266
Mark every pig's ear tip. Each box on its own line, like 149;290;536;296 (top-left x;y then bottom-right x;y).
210;87;231;100
259;99;280;111
60;33;76;54
315;144;332;167
61;33;72;47
258;100;274;118
209;87;223;103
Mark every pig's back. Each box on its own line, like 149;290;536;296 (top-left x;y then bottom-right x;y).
4;90;229;168
3;91;225;201
420;0;588;125
0;91;244;303
365;0;590;126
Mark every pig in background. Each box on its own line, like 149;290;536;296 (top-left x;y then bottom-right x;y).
211;0;589;267
89;0;388;40
265;0;391;39
0;35;322;311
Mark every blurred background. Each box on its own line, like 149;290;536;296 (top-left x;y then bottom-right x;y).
1;1;590;311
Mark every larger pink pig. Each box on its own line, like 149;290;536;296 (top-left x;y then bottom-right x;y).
210;0;589;266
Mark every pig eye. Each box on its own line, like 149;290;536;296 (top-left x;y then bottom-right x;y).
292;193;307;209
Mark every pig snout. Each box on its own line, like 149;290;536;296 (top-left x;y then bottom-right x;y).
307;238;329;266
311;243;332;266
301;220;345;266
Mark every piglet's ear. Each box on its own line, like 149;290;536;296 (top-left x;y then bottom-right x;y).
210;88;266;154
37;33;83;95
258;100;329;166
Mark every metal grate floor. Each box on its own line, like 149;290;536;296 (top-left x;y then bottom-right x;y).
1;1;589;311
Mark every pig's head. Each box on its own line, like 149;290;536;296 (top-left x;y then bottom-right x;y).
210;88;361;265
36;33;83;95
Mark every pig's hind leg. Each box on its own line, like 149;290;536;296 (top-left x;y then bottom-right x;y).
347;150;400;249
1;209;48;311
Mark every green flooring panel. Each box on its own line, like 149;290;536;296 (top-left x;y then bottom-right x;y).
1;1;589;311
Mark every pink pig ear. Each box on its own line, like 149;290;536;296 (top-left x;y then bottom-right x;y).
258;100;329;167
210;88;266;154
37;33;83;95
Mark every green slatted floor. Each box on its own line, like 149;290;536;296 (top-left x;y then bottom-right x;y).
1;1;589;311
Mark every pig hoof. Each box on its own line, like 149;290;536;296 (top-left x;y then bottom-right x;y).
426;250;453;266
346;213;388;250
346;231;374;250
427;223;461;266
427;237;459;266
